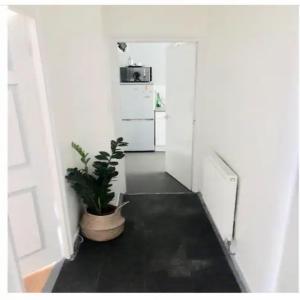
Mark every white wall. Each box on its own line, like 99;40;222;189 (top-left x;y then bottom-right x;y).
195;6;298;292
12;5;126;244
103;6;208;39
275;175;298;292
103;5;298;292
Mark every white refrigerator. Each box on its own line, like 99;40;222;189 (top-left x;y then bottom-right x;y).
120;84;155;151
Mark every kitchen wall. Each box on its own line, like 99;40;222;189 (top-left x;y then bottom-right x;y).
118;43;167;85
11;6;126;248
102;5;298;292
117;42;168;104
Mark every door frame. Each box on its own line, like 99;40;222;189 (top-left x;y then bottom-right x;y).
109;37;201;192
7;10;74;291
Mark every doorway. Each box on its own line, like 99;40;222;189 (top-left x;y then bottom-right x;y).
113;41;197;193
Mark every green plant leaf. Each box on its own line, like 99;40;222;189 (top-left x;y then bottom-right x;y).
95;154;109;161
71;142;90;173
66;137;128;215
99;151;110;157
112;152;125;159
111;140;117;152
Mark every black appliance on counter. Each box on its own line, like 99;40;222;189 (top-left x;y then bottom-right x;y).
120;66;152;83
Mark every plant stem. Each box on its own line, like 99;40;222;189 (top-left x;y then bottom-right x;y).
97;196;102;215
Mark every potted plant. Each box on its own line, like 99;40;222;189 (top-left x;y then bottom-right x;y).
65;137;128;242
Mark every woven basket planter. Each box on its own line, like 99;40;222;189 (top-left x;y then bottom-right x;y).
80;203;128;242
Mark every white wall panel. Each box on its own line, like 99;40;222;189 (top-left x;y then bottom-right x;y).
8;87;27;168
8;189;42;258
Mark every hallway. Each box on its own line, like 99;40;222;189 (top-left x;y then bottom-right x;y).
125;152;190;193
6;6;298;293
50;152;241;292
51;186;241;292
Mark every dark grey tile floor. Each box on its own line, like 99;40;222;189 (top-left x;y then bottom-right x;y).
124;152;190;193
52;193;241;293
126;172;190;193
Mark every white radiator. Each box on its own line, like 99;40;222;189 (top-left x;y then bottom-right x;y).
202;152;238;243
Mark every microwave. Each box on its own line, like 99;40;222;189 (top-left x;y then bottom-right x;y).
120;66;152;83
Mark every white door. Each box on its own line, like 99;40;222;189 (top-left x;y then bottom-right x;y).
8;12;62;278
165;43;196;189
120;84;154;119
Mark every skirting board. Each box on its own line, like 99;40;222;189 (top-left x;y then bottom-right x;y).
197;192;250;292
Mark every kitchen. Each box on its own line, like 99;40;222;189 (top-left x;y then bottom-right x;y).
115;41;197;192
117;42;167;153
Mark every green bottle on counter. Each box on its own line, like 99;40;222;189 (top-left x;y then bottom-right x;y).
155;92;162;108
